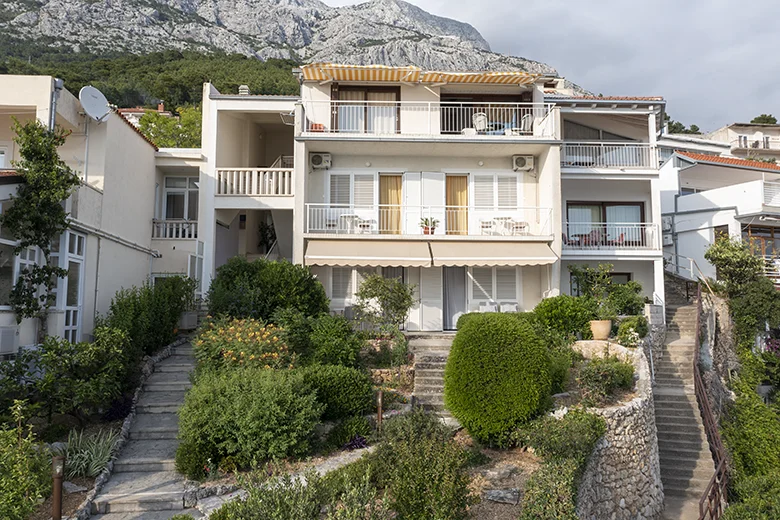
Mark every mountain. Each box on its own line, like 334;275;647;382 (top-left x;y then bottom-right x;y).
0;0;559;74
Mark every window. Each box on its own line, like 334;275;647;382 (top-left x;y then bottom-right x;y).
331;267;352;302
329;173;376;207
563;120;633;141
566;202;644;243
470;267;517;302
764;136;771;149
0;148;6;169
473;174;519;208
570;272;632;296
738;135;748;148
0;202;41;307
332;85;399;134
164;177;198;220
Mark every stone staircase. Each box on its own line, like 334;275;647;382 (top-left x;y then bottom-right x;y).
409;333;454;417
656;285;715;520
91;342;202;519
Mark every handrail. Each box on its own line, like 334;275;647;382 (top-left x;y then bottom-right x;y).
694;282;729;519
663;252;715;295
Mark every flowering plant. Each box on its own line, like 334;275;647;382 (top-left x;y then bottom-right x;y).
616;327;641;349
766;338;780;354
193;317;295;370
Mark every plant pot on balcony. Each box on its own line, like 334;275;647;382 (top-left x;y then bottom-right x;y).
422;226;436;235
590;320;612;341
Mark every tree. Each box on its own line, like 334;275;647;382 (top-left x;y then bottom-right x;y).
353;274;417;334
1;120;81;342
138;105;201;147
751;114;777;125
665;114;702;135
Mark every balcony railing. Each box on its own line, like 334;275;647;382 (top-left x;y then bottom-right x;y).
152;220;198;240
731;137;780;150
216;168;293;196
302;101;557;138
561;142;658;169
306;204;553;237
562;222;659;250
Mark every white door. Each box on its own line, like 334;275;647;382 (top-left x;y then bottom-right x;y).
63;232;86;343
420;267;443;331
403;172;421;234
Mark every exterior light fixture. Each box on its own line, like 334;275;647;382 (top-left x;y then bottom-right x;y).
52;455;66;520
478;161;484;167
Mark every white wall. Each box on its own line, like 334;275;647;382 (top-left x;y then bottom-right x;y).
560;260;656;300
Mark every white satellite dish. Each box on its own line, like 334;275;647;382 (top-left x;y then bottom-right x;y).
79;86;111;123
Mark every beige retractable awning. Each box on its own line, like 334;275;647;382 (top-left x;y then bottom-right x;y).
301;63;422;83
431;242;557;267
305;240;431;267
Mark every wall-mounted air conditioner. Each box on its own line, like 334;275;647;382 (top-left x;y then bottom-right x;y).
662;216;673;232
310;153;332;169
662;234;674;246
512;155;535;172
0;326;19;356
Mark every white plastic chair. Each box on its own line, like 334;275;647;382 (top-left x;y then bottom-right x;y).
479;301;498;313
472;112;488;133
500;302;519;313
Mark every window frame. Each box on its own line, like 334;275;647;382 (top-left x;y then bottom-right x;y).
566;201;646;224
330;84;401;134
468;266;519;304
471;172;521;209
327;171;378;207
0;202;43;310
163;176;199;221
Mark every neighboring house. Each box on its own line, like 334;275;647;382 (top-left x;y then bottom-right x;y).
118;103;174;129
0;75;161;353
660;151;780;281
192;64;667;331
657;133;729;163
706;123;780;162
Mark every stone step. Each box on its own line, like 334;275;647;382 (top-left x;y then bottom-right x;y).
92;471;185;514
657;445;712;462
414;394;444;405
414;383;444;393
146;372;192;385
414;362;447;371
414;376;445;386
144;382;192;393
659;454;715;474
657;428;708;443
415;368;444;378
655;407;701;420
661;476;711;498
113;440;178;473
655;381;695;391
655;416;704;430
658;438;709;455
654;368;694;378
155;363;195;373
114;459;177;473
92;510;203;520
414;351;450;363
419;403;450;415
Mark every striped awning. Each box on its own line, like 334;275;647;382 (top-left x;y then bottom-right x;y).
301;63;422;83
421;71;539;85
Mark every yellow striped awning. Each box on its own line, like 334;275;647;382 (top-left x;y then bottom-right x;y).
421;70;539;85
301;63;422;83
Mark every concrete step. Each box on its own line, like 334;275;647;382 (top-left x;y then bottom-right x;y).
659;454;715;475
655;408;701;420
113;440;178;473
658;445;712;462
155;363;195;373
661;497;702;520
415;368;444;378
414;351;449;363
657;428;708;444
92;511;203;520
655;416;704;430
92;471;185;513
135;392;186;414
144;381;192;393
414;383;444;393
146;372;192;385
414;394;444;405
658;438;709;455
664;336;697;346
414;362;447;371
662;476;711;498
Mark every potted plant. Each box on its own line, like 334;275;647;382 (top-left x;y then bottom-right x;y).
570;263;615;341
419;217;439;235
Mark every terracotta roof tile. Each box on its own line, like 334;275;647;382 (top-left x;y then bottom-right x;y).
677;151;780;172
117;112;159;151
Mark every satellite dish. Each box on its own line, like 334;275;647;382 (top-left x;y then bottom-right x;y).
79;86;111;123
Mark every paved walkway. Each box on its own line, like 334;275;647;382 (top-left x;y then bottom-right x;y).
91;342;202;519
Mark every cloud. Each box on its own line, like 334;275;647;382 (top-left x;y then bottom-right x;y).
323;0;780;131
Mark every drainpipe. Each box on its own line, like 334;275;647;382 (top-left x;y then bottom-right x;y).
83;119;90;184
92;237;101;327
49;78;64;131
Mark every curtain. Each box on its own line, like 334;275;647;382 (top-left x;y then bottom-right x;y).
567;205;601;240
605;204;642;242
446;176;468;235
443;267;466;330
367;92;397;134
338;90;365;133
379;175;402;234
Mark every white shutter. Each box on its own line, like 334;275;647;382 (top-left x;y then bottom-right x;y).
496;268;517;300
497;175;518;207
471;267;493;300
330;175;351;205
332;267;352;301
473;175;494;208
353;174;375;207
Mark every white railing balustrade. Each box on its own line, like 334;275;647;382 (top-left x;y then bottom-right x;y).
215;168;294;196
302;101;557;138
763;181;780;206
562;142;658;169
152;220;198;239
306;204;553;237
732;137;780;150
563;222;659;250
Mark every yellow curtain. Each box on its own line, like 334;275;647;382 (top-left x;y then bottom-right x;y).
446;176;468;235
380;175;402;234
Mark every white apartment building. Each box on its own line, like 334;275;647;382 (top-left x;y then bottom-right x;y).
707;122;780;162
0;75;164;351
185;64;667;331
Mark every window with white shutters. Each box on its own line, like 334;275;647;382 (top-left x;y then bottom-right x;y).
497;176;518;208
330;175;351;205
353;175;375;207
496;268;517;300
471;267;493;300
473;176;494;208
474;174;519;208
329;174;375;207
331;267;352;301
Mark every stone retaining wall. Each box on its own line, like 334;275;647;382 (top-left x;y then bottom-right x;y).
574;341;664;520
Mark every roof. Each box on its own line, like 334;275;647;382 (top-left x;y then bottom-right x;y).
676;151;780;172
0;169;23;184
547;95;664;102
117;112;158;151
300;63;540;85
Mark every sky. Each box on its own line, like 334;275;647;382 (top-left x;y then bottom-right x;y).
324;0;780;132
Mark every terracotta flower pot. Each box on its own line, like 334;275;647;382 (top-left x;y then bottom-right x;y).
590;320;612;341
423;226;435;235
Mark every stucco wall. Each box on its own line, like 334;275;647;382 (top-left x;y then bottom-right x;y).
560;260;655;300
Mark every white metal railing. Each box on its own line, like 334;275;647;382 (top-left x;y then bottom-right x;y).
763;181;780;206
271;155;294;168
563;222;659;250
302;100;557;138
215;168;293;196
306;204;553;237
561;142;658;169
731;137;780;150
152;220;198;239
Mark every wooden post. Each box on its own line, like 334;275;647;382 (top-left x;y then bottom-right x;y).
52;455;65;520
377;389;383;432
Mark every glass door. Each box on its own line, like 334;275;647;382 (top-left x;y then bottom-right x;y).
63;232;86;343
443;267;466;330
379;175;402;235
446;175;468;235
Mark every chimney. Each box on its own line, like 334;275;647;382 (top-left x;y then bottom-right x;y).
157;102;165;112
238;85;251;96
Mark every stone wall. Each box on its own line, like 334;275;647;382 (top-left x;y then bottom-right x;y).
574;341;664;520
700;293;738;424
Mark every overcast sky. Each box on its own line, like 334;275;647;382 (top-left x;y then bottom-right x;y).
325;0;780;132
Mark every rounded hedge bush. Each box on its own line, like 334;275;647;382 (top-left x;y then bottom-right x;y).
533;295;596;336
444;313;551;444
300;365;374;421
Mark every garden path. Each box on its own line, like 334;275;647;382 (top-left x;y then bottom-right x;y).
409;333;454;420
90;342;202;519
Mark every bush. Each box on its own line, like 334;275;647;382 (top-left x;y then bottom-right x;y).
0;349;36;422
444;313;551;444
176;369;323;479
53;428;119;478
300;365;374;421
193;317;293;371
353;274;416;332
533;295;596;336
513;409;606;465
577;355;635;406
723;471;780;520
325;470;391;520
310;314;364;367
618;315;648;338
207;257;328;320
327;416;372;449
380;406;452;445
705;235;765;292
607;280;645;316
518;459;579;520
273;307;316;360
549;348;573;395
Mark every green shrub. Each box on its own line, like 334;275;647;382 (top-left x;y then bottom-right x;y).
444;313;551;444
310;314;364;367
353;274;416;333
193;317;293;371
723;471;780;520
513;409;605;465
618;315;649;338
380;406;452;445
273;307;316;360
607;280;645;316
533;295;596;336
616;318;646;348
518;459;579;520
53;428;119;478
301;365;374;421
327;416;372;449
705;235;765;292
0;349;36;422
325;470;391;520
549;348;572;395
577;355;635;406
176;369;323;480
207;257;328;320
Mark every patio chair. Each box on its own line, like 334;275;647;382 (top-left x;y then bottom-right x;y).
479;301;498;313
480;219;496;235
500;302;519;313
472;112;488;134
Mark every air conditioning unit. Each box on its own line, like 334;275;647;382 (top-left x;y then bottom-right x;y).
662;234;674;246
310;153;332;169
512;155;535;171
0;326;19;356
662;215;673;232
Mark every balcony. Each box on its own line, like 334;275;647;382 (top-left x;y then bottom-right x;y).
562;222;659;251
215;168;294;196
306;204;553;238
301;101;557;139
731;137;780;151
561;142;658;169
152;220;198;240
